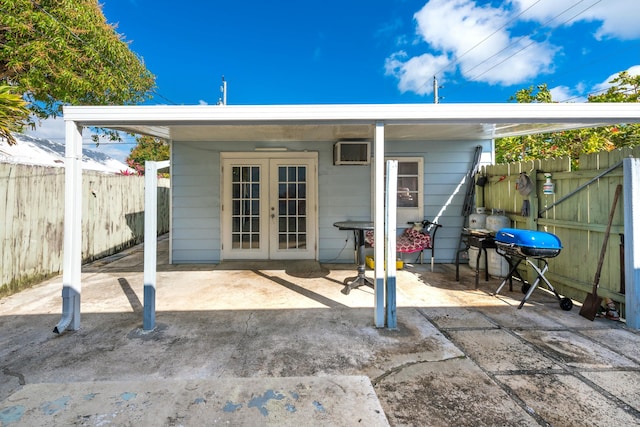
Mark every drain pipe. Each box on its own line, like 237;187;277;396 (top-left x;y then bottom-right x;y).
53;287;79;334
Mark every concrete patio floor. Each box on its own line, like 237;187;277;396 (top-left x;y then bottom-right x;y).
1;235;640;426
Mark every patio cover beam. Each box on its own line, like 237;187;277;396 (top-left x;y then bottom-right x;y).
53;121;83;334
374;122;385;327
624;158;640;329
143;160;170;331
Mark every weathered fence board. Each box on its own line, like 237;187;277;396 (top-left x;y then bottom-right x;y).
480;146;640;318
1;163;170;296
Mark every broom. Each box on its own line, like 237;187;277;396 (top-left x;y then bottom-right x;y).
579;184;622;320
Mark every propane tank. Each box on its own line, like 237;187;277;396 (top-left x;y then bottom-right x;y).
486;209;511;277
486;209;510;233
469;207;487;230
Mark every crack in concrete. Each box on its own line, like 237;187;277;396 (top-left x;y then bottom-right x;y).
370;356;465;387
420;305;640;424
2;368;25;385
243;312;255;336
219;311;257;378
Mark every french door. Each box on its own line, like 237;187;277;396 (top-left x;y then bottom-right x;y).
221;153;317;260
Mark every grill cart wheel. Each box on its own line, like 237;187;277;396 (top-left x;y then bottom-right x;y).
560;298;573;311
522;283;531;294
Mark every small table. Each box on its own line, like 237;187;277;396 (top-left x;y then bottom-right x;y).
334;221;375;295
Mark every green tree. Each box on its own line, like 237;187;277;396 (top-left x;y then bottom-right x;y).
0;0;155;124
0;83;30;145
125;135;169;175
510;83;553;103
495;73;640;167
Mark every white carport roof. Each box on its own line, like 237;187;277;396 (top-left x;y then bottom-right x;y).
63;102;640;142
56;102;640;334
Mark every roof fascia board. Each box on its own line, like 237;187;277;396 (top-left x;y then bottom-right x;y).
63;103;640;127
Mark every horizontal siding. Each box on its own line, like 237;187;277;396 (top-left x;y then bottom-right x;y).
172;249;219;263
416;142;489;263
318;144;372;262
172;142;220;262
172;138;491;264
172;237;219;251
171;228;217;240
173;195;217;209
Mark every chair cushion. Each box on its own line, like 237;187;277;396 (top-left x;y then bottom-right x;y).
365;228;431;253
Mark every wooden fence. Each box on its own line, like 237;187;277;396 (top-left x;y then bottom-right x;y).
0;163;170;296
480;147;639;318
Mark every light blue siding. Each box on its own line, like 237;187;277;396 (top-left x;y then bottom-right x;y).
172;142;220;263
171;139;491;264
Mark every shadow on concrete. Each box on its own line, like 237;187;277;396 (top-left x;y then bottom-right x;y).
252;270;348;309
118;277;143;313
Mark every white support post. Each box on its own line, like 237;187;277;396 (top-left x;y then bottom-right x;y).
624;158;640;329
143;160;169;331
54;121;83;333
385;160;398;329
374;122;385;328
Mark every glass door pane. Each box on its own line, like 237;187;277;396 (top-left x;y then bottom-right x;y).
276;165;307;250
231;166;261;249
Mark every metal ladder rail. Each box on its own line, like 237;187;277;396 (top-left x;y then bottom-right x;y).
455;145;483;277
461;145;483;218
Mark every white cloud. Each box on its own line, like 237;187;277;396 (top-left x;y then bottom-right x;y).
591;64;640;94
385;51;451;95
386;0;639;96
551;65;640;102
512;0;640;40
386;0;558;94
549;85;586;103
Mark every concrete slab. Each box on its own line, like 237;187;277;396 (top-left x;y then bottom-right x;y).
374;357;538;427
447;329;562;372
581;370;640;411
517;330;639;369
2;237;640;426
579;327;640;365
476;304;569;330
0;376;388;426
497;373;640;426
421;307;499;329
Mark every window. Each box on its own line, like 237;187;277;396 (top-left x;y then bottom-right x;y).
376;157;424;225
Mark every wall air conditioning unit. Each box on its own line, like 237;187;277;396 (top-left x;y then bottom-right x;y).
334;141;371;165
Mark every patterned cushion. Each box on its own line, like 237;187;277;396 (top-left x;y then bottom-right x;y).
365;228;431;253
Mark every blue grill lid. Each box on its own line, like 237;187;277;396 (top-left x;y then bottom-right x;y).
495;228;562;250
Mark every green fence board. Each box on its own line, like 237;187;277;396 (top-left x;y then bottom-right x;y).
481;148;633;317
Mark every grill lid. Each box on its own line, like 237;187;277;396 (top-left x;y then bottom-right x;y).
495;228;562;250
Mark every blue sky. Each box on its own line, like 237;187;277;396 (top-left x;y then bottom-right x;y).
28;0;640;161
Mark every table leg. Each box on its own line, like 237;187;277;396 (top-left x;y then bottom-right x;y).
484;248;489;282
475;247;482;289
342;230;375;295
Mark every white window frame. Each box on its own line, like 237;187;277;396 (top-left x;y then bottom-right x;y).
372;156;424;227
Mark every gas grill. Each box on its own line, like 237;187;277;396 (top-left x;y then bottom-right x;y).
493;228;573;311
